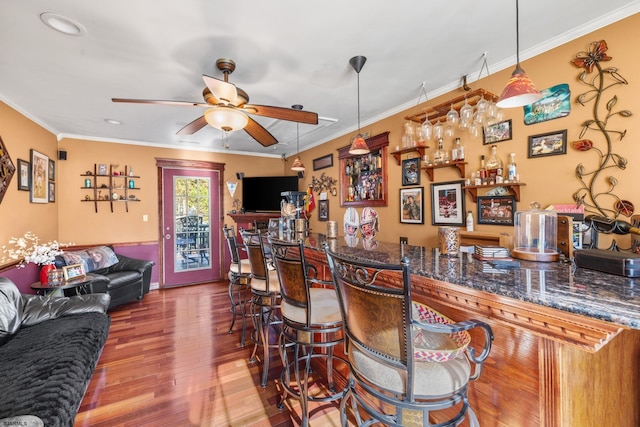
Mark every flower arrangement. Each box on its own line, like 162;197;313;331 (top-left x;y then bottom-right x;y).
1;232;68;267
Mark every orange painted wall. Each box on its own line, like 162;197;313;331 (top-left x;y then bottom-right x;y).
292;13;640;247
2;12;640;264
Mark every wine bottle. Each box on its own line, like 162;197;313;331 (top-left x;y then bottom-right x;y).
585;215;640;235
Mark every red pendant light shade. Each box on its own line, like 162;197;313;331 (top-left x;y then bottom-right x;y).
349;55;370;155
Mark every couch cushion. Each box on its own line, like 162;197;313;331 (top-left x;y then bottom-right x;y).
61;246;119;273
0;312;110;426
103;270;141;290
0;277;23;345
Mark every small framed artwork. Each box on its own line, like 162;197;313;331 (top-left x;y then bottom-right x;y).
477;196;516;226
483;119;513;145
430;180;465;226
30;149;49;203
17;159;30;191
400;187;424;224
528;130;568;158
98;163;108;175
63;263;86;281
48;182;55;202
318;199;329;221
401;157;420;186
313;154;334;171
48;159;55;181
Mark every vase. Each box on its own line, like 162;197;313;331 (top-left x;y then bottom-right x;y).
40;264;56;285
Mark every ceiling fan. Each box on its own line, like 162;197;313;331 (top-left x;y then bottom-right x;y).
112;58;318;147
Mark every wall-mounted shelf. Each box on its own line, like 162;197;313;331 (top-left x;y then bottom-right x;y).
464;183;526;202
422;161;467;182
81;164;140;213
389;144;429;165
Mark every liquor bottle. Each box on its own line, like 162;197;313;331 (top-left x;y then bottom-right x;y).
486;144;504;184
457;138;465;161
478;155;487;185
507;153;517;182
433;138;445;165
451;138;461;161
585;215;640;235
466;210;474;232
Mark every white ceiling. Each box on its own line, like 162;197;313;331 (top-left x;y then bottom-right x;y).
1;1;639;159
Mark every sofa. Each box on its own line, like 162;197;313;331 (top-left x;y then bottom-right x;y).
0;276;111;427
55;245;155;310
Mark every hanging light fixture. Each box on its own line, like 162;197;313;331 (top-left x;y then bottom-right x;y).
203;106;249;132
290;104;306;172
348;55;369;155
496;0;543;108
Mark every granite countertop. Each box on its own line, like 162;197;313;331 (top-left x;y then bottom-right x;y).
281;232;640;330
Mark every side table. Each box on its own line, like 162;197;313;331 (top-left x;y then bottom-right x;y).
31;273;97;296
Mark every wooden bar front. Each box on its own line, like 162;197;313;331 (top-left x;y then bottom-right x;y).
304;246;640;427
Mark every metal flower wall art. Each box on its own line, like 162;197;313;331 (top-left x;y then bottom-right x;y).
571;40;634;218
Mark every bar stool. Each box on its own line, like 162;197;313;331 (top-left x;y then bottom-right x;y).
223;224;252;347
325;247;494;427
268;236;347;427
242;229;282;388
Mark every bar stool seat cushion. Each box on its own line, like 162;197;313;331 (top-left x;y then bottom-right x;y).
249;269;281;293
349;345;470;397
281;288;342;326
229;259;251;274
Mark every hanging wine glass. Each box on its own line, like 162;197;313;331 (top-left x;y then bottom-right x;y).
474;95;488;124
459;97;474;129
444;123;455;139
445;103;459;126
421;117;433;141
469;122;482;138
433;119;444;140
485;98;499;125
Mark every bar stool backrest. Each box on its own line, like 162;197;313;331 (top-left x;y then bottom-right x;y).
242;230;274;293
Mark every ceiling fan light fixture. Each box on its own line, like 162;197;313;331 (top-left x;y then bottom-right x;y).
204;107;248;132
496;0;542;109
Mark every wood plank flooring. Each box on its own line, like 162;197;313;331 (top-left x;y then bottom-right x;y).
74;282;343;427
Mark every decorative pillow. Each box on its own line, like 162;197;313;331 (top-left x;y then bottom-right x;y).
61;246;119;273
411;301;471;363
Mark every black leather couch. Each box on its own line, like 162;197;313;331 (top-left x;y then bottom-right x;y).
56;246;155;310
0;276;111;426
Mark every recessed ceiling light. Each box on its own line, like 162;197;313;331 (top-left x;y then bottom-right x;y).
40;13;86;36
104;119;122;125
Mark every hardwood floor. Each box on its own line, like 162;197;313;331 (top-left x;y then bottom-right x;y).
74;282;343;427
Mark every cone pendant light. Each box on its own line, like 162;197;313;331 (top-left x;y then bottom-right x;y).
348;55;370;155
496;0;542;108
290;105;305;172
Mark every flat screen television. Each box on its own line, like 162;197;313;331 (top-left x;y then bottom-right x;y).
242;176;299;212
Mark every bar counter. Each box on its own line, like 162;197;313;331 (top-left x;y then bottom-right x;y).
284;232;640;427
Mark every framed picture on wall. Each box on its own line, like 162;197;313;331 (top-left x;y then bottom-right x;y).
430;180;465;226
48;182;56;203
318;199;329;221
528;130;567;158
483;119;513;145
30;149;49;203
48;159;55;181
477;196;516;226
400;187;424;224
401;157;420;186
17;159;30;191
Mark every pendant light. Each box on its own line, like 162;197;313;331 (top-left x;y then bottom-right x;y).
496;0;543;108
290;104;305;172
348;55;369;155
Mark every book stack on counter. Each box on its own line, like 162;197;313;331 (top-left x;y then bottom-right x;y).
472;245;511;261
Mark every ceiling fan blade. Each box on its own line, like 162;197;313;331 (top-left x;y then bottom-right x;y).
244;104;318;124
176;115;208;135
203;75;239;105
112;98;209;108
244;117;278;147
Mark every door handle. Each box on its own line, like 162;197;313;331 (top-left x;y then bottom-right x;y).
165;234;171;240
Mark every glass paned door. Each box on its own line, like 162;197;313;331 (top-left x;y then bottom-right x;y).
162;167;221;287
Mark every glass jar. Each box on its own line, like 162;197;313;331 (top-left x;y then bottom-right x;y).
512;202;559;262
